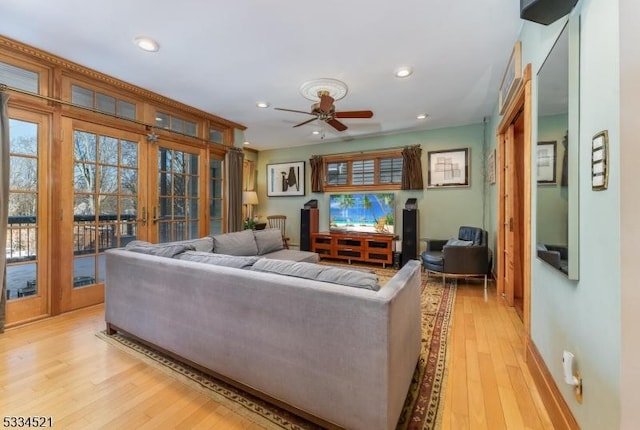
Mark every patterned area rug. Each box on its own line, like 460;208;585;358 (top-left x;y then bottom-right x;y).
96;267;456;430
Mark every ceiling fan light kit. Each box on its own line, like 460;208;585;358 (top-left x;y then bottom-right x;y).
276;78;373;133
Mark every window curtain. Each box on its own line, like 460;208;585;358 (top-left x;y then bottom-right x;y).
0;92;10;332
310;155;324;193
243;160;256;192
226;147;244;232
242;159;256;220
401;145;424;190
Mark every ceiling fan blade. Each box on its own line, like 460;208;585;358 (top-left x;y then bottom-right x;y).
293;117;318;128
274;107;315;116
335;110;374;119
326;118;348;132
319;94;334;113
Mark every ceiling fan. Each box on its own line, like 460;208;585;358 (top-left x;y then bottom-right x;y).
275;90;373;132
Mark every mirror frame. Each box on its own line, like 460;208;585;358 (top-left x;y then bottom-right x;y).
536;15;580;280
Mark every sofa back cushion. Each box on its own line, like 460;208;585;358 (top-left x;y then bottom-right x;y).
251;259;380;291
176;251;260;269
458;226;484;245
253;228;284;255
212;229;259;256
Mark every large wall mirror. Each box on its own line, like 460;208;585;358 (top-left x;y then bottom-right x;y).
536;16;580;280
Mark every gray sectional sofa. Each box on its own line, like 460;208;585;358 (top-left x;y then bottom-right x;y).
104;228;422;430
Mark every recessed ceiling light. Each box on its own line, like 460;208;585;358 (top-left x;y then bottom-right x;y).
256;101;270;108
243;141;250;145
394;66;413;78
417;113;429;120
312;131;320;135
134;36;160;52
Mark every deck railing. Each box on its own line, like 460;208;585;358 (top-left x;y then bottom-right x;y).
6;214;137;263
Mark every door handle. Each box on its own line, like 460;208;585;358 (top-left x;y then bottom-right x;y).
509;217;514;232
137;207;147;226
151;207;160;224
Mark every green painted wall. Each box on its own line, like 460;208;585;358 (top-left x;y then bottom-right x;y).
502;0;621;428
254;124;488;248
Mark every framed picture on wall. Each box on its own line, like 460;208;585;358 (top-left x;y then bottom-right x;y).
537;141;557;184
266;161;305;196
427;148;470;188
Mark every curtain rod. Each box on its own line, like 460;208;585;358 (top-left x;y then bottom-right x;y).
312;143;420;158
0;83;217;144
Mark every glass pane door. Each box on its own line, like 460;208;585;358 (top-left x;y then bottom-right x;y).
5;110;49;324
61;118;145;312
72;131;140;286
157;147;200;242
209;157;224;235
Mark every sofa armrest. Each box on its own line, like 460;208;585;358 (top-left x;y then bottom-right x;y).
443;245;489;275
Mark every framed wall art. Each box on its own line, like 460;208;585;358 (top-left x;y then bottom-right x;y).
487;149;496;184
427;148;470;188
537;141;557;184
266;161;305;196
499;41;522;115
591;130;608;191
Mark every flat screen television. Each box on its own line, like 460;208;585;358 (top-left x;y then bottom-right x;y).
329;193;395;234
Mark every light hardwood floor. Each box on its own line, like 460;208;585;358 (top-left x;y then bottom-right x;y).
0;280;552;429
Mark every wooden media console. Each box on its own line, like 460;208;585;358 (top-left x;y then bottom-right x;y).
311;231;396;267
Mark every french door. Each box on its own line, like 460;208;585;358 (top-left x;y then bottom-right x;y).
5;109;50;324
59;119;149;312
58;119;207;312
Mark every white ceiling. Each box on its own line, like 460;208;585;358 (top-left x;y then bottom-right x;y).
0;0;523;151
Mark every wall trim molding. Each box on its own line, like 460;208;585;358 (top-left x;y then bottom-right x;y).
527;338;580;430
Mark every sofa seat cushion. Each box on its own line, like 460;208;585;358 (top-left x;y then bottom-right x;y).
176;251;260;269
125;241;195;258
212;229;259;256
251;259;380;291
263;249;319;263
253;228;284;255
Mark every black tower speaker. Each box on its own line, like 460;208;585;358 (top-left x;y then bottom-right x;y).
300;208;318;251
401;209;418;267
520;0;578;25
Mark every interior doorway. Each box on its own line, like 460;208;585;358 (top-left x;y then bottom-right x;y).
496;65;532;333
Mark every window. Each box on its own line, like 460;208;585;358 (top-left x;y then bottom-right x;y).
323;151;403;190
0;61;39;94
156;112;198;137
209;128;223;144
71;84;136;120
209;158;224;234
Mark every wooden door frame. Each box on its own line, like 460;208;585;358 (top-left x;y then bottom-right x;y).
496;64;532;336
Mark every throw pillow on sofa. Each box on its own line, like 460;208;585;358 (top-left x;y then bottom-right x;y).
212;229;259;256
126;241;195;258
253;228;284;255
176;251;261;269
251;259;380;291
445;239;474;247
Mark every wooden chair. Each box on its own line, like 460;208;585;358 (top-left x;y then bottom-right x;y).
267;215;290;249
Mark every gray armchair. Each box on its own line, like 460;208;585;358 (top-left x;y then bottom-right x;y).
420;226;492;289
